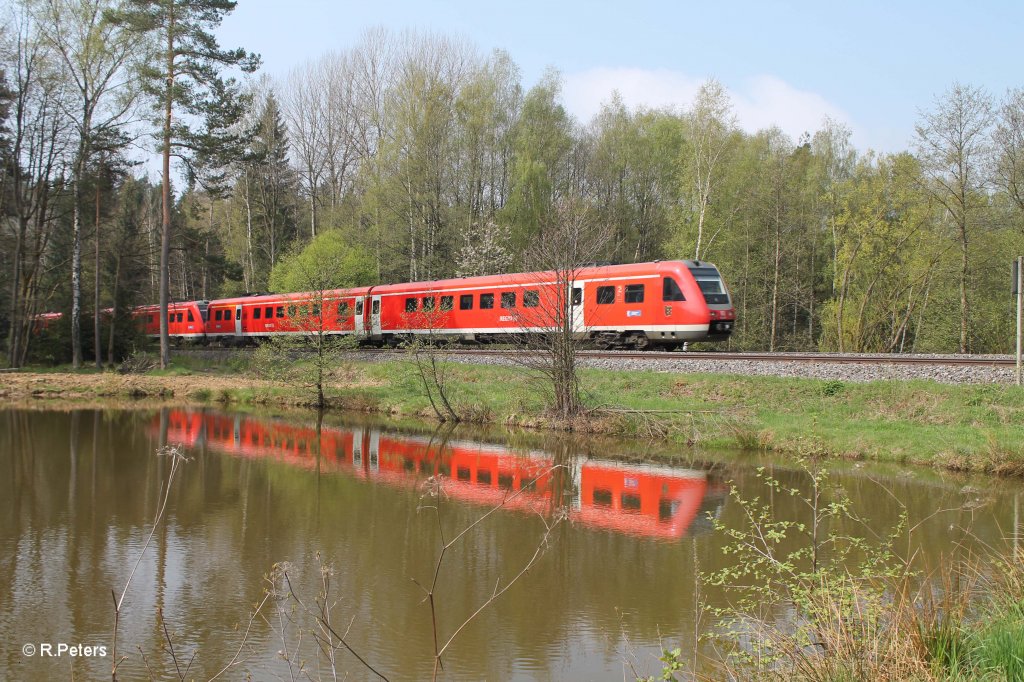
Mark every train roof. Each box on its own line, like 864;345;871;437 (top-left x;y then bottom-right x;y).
368;260;701;295
134;300;206;313
208;288;372;306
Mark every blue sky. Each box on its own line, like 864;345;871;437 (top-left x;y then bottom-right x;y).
217;0;1022;152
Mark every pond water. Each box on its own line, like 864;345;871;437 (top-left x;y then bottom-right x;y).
1;408;1021;680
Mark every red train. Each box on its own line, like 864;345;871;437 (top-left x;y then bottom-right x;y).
38;260;735;349
154;409;721;540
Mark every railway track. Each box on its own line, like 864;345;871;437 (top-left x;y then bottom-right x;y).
180;346;1016;368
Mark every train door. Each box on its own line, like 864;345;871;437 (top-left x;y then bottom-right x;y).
354;298;365;336
370;295;382;337
234;305;243;336
570;282;584;334
352;427;363;468
570;458;583;511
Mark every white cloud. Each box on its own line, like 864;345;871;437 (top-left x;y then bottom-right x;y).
562;67;868;146
562;67;704;120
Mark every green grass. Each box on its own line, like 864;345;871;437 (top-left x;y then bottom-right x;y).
19;350;1024;475
967;597;1024;680
301;359;1024;474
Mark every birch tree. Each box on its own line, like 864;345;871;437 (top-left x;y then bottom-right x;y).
993;88;1024;214
1;5;70;367
684;79;736;260
914;83;994;353
35;0;138;368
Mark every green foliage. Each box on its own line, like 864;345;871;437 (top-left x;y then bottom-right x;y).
249;333;358;408
703;456;912;672
268;231;376;292
502;68;573;254
702;456;1024;680
821;379;845;397
637;647;685;681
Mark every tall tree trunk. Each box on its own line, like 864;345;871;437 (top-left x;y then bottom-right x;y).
71;165;84;369
159;8;175;369
309;185;316;238
769;206;782;352
107;250;121;366
203;201;214;299
959;229;969;354
243;173;255;290
7;218;25;367
94;180;102;369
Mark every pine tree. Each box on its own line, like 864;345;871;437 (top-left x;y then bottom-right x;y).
107;0;259;367
249;93;298;278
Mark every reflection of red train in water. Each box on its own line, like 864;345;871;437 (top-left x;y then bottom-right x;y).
155;410;722;540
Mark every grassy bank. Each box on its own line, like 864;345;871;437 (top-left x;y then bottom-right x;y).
4;353;1024;476
697;460;1024;681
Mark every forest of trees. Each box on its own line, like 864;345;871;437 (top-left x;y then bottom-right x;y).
3;2;1024;367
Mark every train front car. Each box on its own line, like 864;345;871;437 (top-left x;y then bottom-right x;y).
682;260;735;341
637;260;733;347
135;300;210;343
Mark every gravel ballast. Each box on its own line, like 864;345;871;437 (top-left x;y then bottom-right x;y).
345;350;1017;384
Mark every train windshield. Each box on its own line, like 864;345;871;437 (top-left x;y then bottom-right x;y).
688;266;730;305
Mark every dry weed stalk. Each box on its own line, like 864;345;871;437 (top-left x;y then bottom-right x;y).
414;465;568;681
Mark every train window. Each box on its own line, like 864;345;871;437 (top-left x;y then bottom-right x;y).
459;294;473;310
214;310;222;321
176;312;183;322
440;295;453;311
478;469;492;485
236;308;242;320
621;493;642;511
168;314;173;324
524;290;539;307
422;296;435;311
501;292;516;308
264;306;273;318
662;277;685;302
287;305;296;318
312;303;321;315
692;271;730;304
356;300;363;315
596;286;615;304
480;293;494;309
337;301;349;317
371;300;380;314
276;306;284;318
593;489;613;507
254;307;262;320
187;310;195;322
572;287;582;306
625;284;645;303
498;473;514;489
405;298;417;313
457;467;471;482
